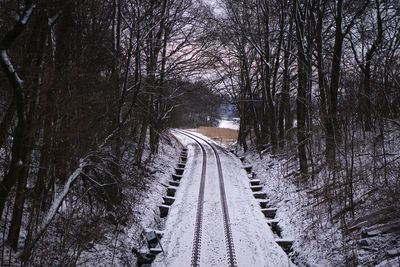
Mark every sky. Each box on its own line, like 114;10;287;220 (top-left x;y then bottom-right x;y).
202;0;226;17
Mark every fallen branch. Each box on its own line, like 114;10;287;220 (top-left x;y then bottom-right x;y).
16;129;119;259
17;159;89;259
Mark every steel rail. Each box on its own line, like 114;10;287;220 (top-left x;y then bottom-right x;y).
174;130;207;266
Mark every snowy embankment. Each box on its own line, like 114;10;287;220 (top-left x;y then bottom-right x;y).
240;136;400;266
243;152;336;266
77;135;181;266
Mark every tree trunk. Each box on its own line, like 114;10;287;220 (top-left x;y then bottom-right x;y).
0;1;34;219
135;118;148;165
7;165;28;250
0;96;16;149
278;19;293;147
325;0;344;165
6;9;47;248
294;0;308;178
361;0;383;131
316;1;328;125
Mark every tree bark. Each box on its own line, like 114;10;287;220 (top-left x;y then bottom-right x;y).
316;0;328;125
278;15;293;147
325;0;344;164
7;8;48;249
294;0;308;178
361;0;383;131
0;96;16;149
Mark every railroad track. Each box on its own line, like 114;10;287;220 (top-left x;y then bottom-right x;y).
175;130;237;267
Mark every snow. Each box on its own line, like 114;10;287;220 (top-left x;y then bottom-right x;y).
376;257;400;267
16;159;88;257
242;150;362;266
0;50;23;86
234;126;400;266
152;131;203;267
74;136;181;266
221;149;292;266
152;131;294;266
218;118;239;130
0;4;35;89
0;147;5;182
48;12;60;26
20;5;35;25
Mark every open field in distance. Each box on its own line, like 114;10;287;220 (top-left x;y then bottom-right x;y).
195;127;238;141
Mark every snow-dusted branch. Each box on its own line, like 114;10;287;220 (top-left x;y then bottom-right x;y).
0;1;35;89
0;2;35;50
15;128;120;258
0;50;23;87
160;104;179;122
48;12;61;27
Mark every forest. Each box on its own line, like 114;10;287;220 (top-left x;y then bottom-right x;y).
213;0;400;264
1;0;400;266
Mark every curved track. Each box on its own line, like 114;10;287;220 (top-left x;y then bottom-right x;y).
179;131;207;266
176;130;237;267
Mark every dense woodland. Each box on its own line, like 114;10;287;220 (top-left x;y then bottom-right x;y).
212;0;400;264
0;0;216;265
213;0;400;210
1;0;400;265
214;0;400;162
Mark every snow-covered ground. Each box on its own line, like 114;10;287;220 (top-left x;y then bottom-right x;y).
241;142;400;266
217;118;240;130
152;131;293;267
243;152;336;266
